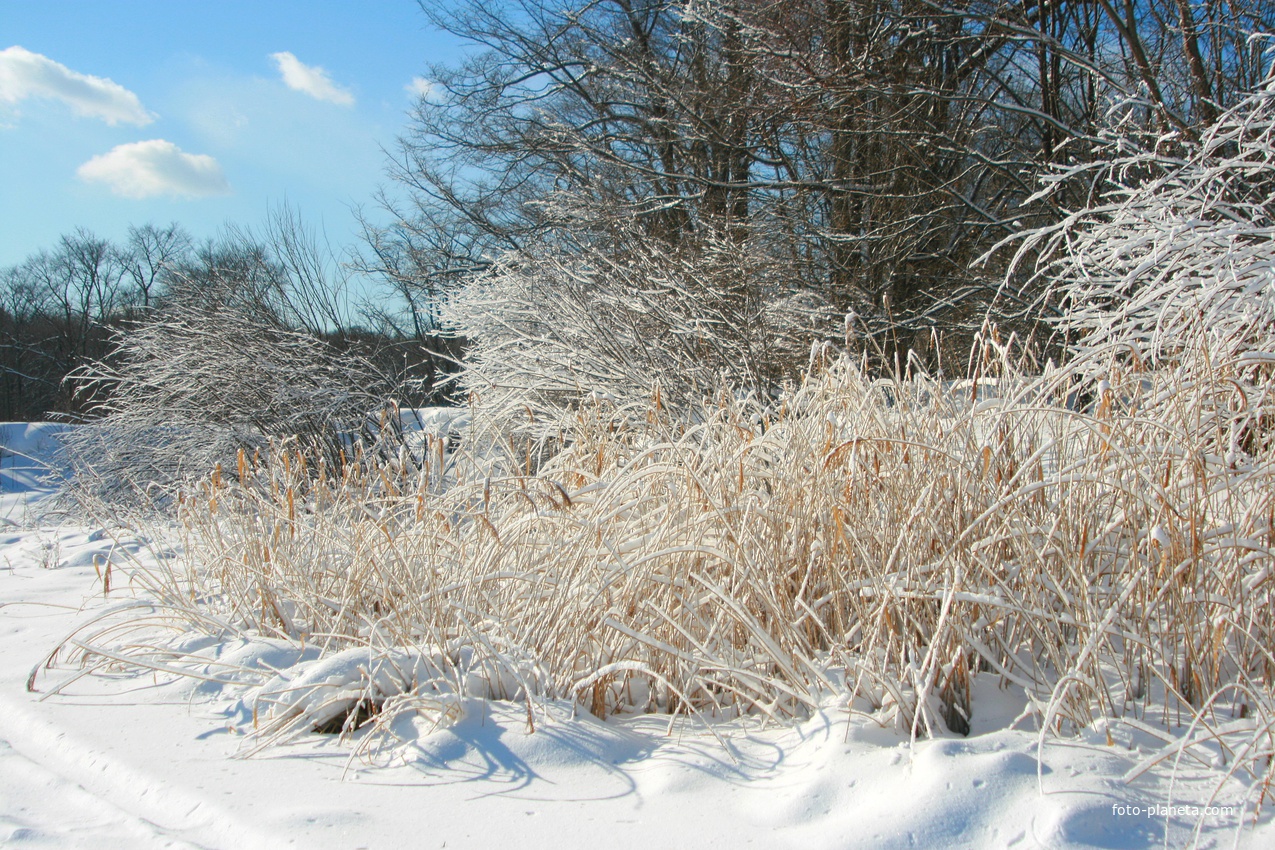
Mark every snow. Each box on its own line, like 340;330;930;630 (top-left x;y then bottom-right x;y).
1;429;1272;849
397;407;470;440
1;422;72;524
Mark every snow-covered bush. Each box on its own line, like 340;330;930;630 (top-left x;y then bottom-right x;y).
1011;76;1275;450
60;290;391;507
440;221;839;457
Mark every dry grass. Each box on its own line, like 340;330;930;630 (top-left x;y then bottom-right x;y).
94;329;1262;787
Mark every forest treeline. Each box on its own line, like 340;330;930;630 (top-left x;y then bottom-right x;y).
0;211;461;422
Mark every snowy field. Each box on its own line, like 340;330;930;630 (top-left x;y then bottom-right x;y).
0;421;1271;849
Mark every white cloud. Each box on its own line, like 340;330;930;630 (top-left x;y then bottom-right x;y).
270;52;354;106
406;76;435;100
77;140;230;199
0;45;154;125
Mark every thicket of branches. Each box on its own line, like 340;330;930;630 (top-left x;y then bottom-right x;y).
0;208;463;424
58;280;393;507
1014;74;1275;378
442;214;839;448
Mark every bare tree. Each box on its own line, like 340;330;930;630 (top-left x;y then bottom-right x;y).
121;223;192;310
259;203;357;335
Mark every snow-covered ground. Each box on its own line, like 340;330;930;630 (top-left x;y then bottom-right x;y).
1;423;1270;849
1;422;72;526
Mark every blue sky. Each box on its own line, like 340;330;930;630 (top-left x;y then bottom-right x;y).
0;1;466;267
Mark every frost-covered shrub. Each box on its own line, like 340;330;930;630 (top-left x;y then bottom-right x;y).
60;293;390;506
440;222;839;455
1008;75;1275;453
1018;82;1275;364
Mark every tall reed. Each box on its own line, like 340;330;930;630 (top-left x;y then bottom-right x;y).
150;331;1273;782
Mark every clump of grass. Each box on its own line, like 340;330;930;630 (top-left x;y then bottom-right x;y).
91;327;1260;774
